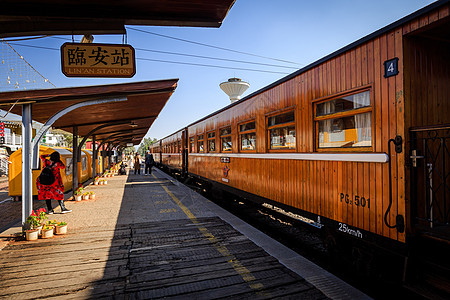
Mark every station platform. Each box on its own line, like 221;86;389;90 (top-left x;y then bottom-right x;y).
0;168;371;299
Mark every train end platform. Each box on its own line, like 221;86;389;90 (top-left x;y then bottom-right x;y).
0;168;371;299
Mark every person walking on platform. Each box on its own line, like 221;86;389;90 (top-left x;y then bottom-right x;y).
134;152;142;175
36;151;72;214
144;150;154;175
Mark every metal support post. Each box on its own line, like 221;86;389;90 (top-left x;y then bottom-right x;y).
21;104;33;227
92;135;96;177
72;126;78;195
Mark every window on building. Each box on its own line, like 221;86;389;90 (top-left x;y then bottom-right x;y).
220;126;232;152
267;111;296;150
239;121;256;151
189;137;195;153
197;135;204;152
207;131;216;152
315;90;372;149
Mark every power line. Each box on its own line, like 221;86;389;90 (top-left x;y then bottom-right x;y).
128;27;301;66
46;37;297;70
8;42;291;75
48;36;299;70
135;48;298;70
136;57;290;74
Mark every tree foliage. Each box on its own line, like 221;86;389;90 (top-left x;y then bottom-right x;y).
137;137;157;155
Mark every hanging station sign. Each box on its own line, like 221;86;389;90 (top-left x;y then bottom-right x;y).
61;43;136;78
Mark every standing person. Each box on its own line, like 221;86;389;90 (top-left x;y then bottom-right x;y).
36;151;71;214
144;150;154;175
134;152;141;175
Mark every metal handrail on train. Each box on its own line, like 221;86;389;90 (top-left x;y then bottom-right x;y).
385;135;405;233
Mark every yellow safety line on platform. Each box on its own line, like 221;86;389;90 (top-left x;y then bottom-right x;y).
152;174;268;295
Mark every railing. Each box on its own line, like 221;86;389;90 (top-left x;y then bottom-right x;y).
410;124;450;228
0;155;8;176
4;132;22;145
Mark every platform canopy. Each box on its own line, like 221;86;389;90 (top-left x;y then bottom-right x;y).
0;79;178;147
0;0;236;38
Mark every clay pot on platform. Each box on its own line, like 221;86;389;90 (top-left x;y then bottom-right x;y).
55;224;68;235
89;193;96;200
25;229;39;241
41;227;54;239
75;195;82;201
82;194;89;200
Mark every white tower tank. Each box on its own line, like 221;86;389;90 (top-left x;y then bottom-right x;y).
219;78;250;103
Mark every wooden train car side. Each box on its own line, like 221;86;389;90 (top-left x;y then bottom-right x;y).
155;2;450;247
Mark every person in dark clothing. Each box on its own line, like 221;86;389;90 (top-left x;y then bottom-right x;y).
144;151;154;175
118;162;127;175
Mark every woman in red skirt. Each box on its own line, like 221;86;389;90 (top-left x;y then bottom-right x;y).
36;151;71;214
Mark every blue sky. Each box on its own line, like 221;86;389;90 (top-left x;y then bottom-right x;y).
1;0;437;141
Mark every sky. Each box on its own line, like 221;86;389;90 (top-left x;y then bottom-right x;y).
1;0;438;142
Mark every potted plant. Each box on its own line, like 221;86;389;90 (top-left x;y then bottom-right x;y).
88;191;96;200
93;176;100;185
41;224;54;239
74;186;84;201
82;192;89;200
46;219;58;233
24;211;41;241
55;221;68;235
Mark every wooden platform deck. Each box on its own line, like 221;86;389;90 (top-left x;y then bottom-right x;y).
0;168;369;299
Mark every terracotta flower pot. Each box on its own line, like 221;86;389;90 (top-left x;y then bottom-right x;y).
55;224;68;235
82;194;89;200
36;225;43;236
89;194;96;200
25;229;39;241
75;195;82;201
41;227;54;239
94;181;99;185
99;181;104;185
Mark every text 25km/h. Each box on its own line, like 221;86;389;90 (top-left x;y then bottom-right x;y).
339;193;370;208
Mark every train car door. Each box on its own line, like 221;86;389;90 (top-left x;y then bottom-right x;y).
182;128;188;176
404;19;450;235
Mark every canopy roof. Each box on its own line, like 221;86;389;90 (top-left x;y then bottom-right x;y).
0;79;178;147
0;0;236;38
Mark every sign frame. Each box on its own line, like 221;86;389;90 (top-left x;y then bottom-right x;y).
61;43;136;78
383;57;399;78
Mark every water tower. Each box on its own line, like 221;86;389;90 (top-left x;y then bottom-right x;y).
219;78;250;103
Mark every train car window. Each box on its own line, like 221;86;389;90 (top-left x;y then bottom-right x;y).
178;141;181;153
315;90;372;149
82;156;87;171
268;111;296;150
207;132;216;152
66;157;73;176
189;137;195;153
197;135;204;152
220;126;232;152
239;121;256;151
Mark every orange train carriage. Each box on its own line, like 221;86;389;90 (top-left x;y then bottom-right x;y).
8;146;107;199
154;1;450;290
